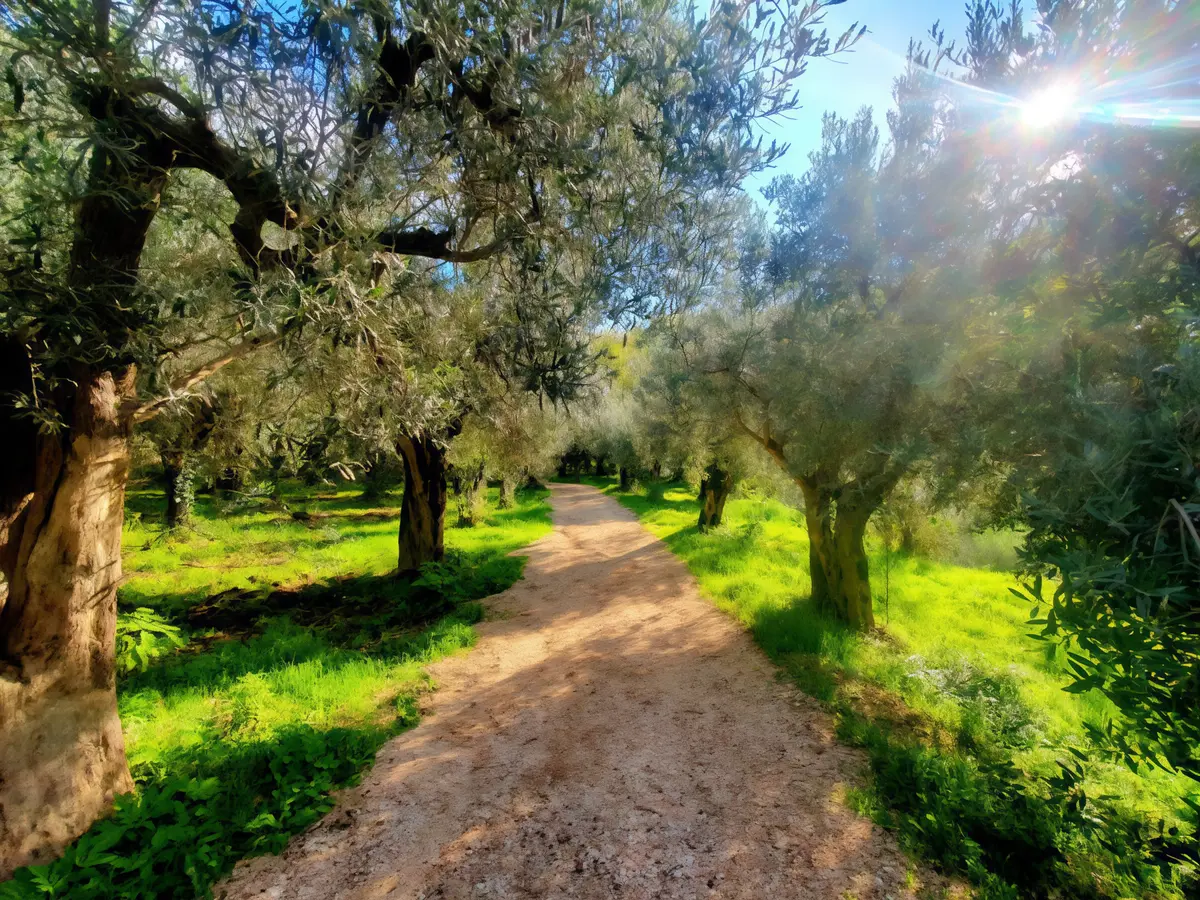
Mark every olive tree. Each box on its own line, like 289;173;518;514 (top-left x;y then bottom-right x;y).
635;330;756;529
678;76;991;628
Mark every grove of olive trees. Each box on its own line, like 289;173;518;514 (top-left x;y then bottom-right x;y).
3;0;1200;897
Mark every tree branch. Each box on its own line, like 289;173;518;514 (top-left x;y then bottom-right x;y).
376;227;508;263
732;409;792;475
127;332;280;424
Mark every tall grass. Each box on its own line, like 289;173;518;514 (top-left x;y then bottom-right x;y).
586;477;1198;899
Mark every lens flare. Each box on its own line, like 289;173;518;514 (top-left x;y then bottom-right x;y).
1020;83;1079;128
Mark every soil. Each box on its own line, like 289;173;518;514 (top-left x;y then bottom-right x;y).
218;483;934;900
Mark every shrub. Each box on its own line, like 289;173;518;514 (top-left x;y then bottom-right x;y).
115;608;187;674
905;655;1044;749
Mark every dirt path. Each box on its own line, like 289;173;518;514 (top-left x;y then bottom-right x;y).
220;484;925;900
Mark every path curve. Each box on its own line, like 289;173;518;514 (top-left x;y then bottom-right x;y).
219;484;924;900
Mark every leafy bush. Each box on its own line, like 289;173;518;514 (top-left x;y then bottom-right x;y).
905;655;1043;748
115;608;186;674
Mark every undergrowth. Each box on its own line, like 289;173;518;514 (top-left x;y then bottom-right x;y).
0;482;551;900
584;476;1199;899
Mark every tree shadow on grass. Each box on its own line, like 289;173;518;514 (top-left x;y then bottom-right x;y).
123;549;527;696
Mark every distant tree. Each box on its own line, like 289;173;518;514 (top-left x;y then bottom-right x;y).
680;74;991;628
636;331;755;530
142;393;218;527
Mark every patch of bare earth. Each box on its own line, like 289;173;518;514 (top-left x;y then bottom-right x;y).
218;484;937;900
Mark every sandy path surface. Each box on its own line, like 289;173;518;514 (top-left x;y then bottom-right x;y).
219;484;924;900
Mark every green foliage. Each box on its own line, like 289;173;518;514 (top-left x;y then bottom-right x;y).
115;608;186;674
848;719;1197;900
937;0;1200;790
593;477;1199;898
0;728;387;900
1;484;552;899
1012;350;1200;781
904;656;1041;750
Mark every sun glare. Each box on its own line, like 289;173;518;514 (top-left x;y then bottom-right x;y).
1020;82;1080;128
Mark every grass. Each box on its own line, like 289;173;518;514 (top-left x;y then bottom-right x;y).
2;481;552;900
579;476;1198;899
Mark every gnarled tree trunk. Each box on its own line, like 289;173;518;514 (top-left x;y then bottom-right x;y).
829;503;874;630
162;449;189;528
498;476;517;509
800;482;875;630
456;460;487;527
618;465;632;491
395;432;450;576
0;93;173;873
0;368;137;877
697;464;733;531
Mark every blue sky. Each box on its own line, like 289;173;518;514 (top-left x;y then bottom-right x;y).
744;0;964;199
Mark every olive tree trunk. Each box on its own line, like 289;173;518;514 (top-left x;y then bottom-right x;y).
395;432;450;576
800;483;875;630
0;100;174;873
162;449;190;528
618;465;633;491
498;476;517;509
456;461;487;527
0;369;137;877
697;464;733;531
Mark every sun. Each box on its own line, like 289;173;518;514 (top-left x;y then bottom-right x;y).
1020;82;1080;128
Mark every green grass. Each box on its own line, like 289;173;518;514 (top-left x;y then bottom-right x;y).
582;476;1198;899
2;482;552;900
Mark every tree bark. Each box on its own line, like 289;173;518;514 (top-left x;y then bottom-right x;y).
618;465;632;491
0;92;172;872
0;369;137;877
800;482;875;630
498;476;517;509
801;482;836;615
831;504;875;630
697;464;733;531
395;433;449;575
457;461;487;527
